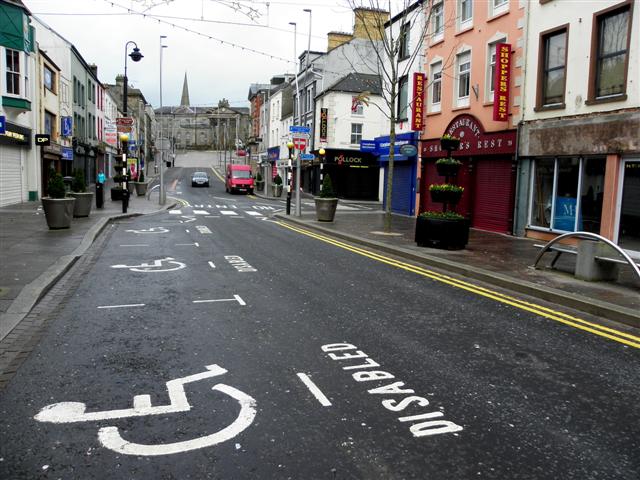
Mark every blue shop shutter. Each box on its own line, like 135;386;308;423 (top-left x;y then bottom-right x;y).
383;163;414;216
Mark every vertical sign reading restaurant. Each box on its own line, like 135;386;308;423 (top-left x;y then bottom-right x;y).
411;73;425;131
493;43;511;122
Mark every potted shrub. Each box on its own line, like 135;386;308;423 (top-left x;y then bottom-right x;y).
436;158;462;177
272;174;283;197
255;171;264;192
314;174;338;222
415;211;469;249
429;184;464;204
134;170;148;196
440;134;460;151
111;165;125;200
42;171;75;229
67;169;93;217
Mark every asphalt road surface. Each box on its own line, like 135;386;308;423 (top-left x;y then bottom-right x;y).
1;153;638;479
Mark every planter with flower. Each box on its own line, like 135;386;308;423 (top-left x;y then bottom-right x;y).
314;174;338;222
272;174;283;197
429;183;464;205
42;170;75;229
440;134;460;151
111;162;126;200
68;168;93;217
436;157;462;177
134;170;148;196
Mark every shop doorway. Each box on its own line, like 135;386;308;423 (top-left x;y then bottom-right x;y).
617;160;640;253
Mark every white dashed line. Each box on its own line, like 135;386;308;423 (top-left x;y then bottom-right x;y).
246;211;263;216
98;304;146;309
297;373;332;407
169;210;182;215
208;261;216;269
220;211;238;216
193;210;209;215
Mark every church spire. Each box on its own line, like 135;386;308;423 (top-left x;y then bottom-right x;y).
180;72;190;106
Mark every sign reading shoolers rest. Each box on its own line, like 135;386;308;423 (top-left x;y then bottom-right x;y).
322;343;463;438
493;43;511;122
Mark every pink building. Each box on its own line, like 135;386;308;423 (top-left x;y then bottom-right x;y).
420;0;524;233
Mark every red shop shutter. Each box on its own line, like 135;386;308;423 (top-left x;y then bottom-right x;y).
471;158;515;233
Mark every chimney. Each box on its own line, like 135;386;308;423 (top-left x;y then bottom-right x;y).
89;64;98;78
327;31;354;52
115;74;125;86
353;7;389;41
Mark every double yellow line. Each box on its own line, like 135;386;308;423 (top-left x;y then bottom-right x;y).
277;221;640;349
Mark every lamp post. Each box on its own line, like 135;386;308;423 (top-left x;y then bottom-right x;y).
159;35;167;205
286;140;294;215
121;41;143;211
289;21;303;217
319;147;325;192
119;132;130;213
123;41;143;116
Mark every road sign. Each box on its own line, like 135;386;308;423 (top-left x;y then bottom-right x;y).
61;116;72;136
289;125;310;134
0;115;5;134
300;153;314;161
116;117;134;126
293;137;307;151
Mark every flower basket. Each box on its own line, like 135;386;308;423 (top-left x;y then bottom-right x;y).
440;137;460;151
436;161;461;177
430;187;463;205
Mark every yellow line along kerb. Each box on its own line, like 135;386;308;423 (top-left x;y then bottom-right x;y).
276;221;640;349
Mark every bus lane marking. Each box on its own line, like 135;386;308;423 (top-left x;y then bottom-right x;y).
322;343;463;438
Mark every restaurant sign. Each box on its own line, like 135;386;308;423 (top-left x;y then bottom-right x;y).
411;73;425;131
421;114;516;157
493;43;511;122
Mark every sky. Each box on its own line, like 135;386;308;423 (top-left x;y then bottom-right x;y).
22;0;372;109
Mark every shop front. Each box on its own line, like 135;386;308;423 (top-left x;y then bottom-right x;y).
375;132;419;216
320;149;379;201
0;122;31;206
517;110;640;254
421;115;517;234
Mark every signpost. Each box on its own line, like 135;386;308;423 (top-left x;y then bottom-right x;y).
293;137;307;151
289;125;310;134
300;153;314;161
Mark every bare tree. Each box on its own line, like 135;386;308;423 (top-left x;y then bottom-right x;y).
345;0;436;231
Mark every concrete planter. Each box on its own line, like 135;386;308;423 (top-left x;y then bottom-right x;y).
127;182;135;194
134;182;148;196
68;192;93;217
314;197;338;222
42;197;75;229
415;216;469;250
272;184;283;197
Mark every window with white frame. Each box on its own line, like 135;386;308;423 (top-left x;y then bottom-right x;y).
456;51;471;107
350;123;362;145
399;23;410;59
5;49;21;95
431;1;444;41
487;38;506;100
352;96;364;115
397;75;409;120
430;61;442;111
490;0;509;18
458;0;473;30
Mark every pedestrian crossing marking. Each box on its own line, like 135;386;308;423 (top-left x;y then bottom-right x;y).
221;211;238;216
169;210;182;215
193;210;209;215
246;212;262;216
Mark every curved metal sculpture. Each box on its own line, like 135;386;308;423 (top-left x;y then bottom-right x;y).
533;231;640;284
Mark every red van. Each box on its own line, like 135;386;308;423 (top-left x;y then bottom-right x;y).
225;164;254;194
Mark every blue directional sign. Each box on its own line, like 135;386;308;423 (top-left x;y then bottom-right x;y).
61;116;72;137
289;125;310;134
300;153;315;161
360;140;376;152
0;115;5;134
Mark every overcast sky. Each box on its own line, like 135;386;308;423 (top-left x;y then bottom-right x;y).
23;0;376;109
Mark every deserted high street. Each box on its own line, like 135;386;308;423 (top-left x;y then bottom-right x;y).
0;152;638;479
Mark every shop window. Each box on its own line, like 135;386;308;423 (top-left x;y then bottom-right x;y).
350;123;362;145
588;2;632;103
5;49;21;95
458;0;473;30
430;61;442;112
536;26;567;109
431;1;444;42
529;157;605;232
456;51;471;107
397;75;408;121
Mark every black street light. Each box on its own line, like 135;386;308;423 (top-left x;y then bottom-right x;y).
123;41;143;116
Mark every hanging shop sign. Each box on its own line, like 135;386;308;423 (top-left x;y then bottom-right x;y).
0;122;31;146
320;108;328;142
421;114;516;157
411;72;426;131
493;43;512;122
35;134;51;146
267;146;280;162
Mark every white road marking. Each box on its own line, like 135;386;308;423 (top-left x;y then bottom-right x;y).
185;229;190;233
111;257;186;273
205;216;220;218
180;216;197;223
169;210;182;215
296;373;332;407
193;295;245;306
176;242;199;247
193;210;209;215
119;244;149;247
246;211;262;216
35;365;257;457
97;304;146;309
125;227;170;234
196;226;212;234
224;256;257;272
208;261;216;269
253;205;275;210
220;211;238;216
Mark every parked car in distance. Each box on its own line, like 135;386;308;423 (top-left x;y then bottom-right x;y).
191;171;210;187
225;164;254;194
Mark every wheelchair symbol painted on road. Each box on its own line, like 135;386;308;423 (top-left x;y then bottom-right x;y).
125;227;170;234
111;257;186;272
34;365;257;456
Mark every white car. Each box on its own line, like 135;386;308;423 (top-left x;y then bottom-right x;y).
191;172;210;187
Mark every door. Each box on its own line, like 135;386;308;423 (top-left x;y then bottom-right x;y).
0;146;23;206
383;162;415;216
471;157;516;233
617;160;640;253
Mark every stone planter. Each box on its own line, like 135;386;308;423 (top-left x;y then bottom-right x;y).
68;192;94;217
314;197;339;222
272;184;283;197
42;197;75;229
415;216;469;250
134;182;148;196
127;181;135;194
256;181;265;192
111;187;124;201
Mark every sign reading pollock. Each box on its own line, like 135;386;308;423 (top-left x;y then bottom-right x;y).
493;43;511;122
319;108;328;142
411;72;425;131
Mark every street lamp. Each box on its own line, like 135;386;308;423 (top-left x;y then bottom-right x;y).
159;35;168;205
319;147;325;191
123;41;143;116
119;132;130;212
289;21;303;217
286;140;294;215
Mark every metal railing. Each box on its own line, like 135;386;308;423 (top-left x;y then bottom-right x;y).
533;231;640;284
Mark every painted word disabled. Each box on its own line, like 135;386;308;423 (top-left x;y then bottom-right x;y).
125;227;170;234
34;365;257;456
111;257;186;273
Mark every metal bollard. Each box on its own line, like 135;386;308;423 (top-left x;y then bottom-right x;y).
122;188;129;213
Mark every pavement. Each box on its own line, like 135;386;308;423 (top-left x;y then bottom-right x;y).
0;178;638;346
0;178;176;341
